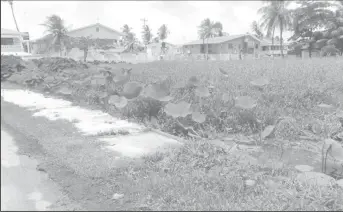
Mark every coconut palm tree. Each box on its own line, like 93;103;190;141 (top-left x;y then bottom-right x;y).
251;21;264;39
197;18;223;58
3;0;20;32
41;14;68;56
258;1;292;57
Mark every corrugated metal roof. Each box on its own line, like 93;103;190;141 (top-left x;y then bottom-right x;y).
1;28;25;35
260;39;290;46
183;34;262;45
67;23;124;37
146;42;176;48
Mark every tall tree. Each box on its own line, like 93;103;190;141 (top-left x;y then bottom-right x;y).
258;0;292;57
41;14;68;56
3;0;20;32
121;24;135;44
197;18;223;57
290;1;336;57
141;25;152;46
251;21;264;39
318;9;343;55
158;24;169;41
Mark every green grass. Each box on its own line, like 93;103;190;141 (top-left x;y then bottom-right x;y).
110;139;343;211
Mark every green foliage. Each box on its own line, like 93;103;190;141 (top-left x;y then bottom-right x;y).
142;25;153;45
41;14;68;55
2;56;343;144
258;0;292;57
198;18;223;39
108;95;127;108
121;24;135;44
158;24;169;41
235;96;257;110
251;21;264;39
290;1;343;56
165;101;191;118
121;81;143;99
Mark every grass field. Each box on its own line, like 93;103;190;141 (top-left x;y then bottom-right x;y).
2;56;343;210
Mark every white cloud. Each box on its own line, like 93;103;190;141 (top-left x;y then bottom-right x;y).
1;1;292;45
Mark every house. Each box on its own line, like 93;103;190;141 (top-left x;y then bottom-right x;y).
1;28;26;55
146;42;178;60
67;22;124;44
31;22;124;56
182;33;262;60
260;38;289;57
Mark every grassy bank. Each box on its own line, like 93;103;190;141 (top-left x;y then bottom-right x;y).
1;56;343;210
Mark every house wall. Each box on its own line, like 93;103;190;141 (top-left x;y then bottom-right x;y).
67;25;122;40
184;35;261;56
260;45;289;56
1;34;25;53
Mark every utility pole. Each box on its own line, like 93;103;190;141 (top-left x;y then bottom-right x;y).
141;18;148;48
141;18;147;27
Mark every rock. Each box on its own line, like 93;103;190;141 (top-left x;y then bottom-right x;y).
296;172;336;187
295;165;314;172
112;193;124;200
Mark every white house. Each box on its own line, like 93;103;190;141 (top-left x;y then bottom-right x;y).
1;28;31;56
260;38;289;57
31;22;124;58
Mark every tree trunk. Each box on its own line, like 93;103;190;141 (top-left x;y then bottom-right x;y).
206;38;209;60
272;28;275;59
308;30;313;58
83;49;88;62
10;3;20;32
280;23;284;58
202;38;205;58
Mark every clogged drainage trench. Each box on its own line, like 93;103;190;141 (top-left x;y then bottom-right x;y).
1;129;59;211
1;88;181;159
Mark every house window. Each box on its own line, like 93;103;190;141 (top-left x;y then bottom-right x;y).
96;27;99;32
228;43;233;49
1;38;14;45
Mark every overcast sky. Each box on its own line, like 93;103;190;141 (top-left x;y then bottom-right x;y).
1;1;293;44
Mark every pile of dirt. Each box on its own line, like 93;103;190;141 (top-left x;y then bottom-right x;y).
1;55;45;86
1;55;27;81
31;57;89;73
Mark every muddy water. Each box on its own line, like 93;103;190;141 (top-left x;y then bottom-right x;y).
1;129;60;211
257;143;342;176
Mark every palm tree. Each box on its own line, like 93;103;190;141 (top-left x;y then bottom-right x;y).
251;21;264;39
41;14;68;57
197;18;223;58
3;0;20;32
258;1;292;57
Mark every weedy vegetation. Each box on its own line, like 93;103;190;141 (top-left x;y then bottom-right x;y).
1;55;343;210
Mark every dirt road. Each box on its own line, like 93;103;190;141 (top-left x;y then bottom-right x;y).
1;129;62;211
